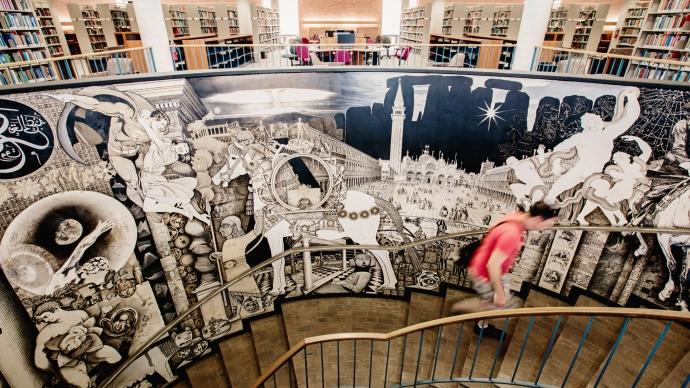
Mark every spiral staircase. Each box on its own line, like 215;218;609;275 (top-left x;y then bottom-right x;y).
155;283;689;388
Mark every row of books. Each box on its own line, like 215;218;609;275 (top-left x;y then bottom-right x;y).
0;30;40;47
0;13;38;29
0;48;46;63
658;0;690;11
628;8;647;17
0;0;30;11
652;14;690;29
0;64;55;84
642;31;688;47
638;47;686;59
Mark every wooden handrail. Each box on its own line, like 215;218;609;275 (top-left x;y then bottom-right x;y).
252;306;690;387
535;45;690;67
0;46;152;69
97;224;690;388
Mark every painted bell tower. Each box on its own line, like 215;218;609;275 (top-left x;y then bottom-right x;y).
390;78;405;176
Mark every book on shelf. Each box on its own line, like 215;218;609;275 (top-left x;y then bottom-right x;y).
0;0;32;11
0;12;38;29
658;0;690;12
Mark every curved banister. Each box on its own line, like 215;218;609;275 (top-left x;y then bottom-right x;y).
98;225;690;388
252;306;690;388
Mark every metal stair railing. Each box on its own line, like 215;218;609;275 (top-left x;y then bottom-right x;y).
98;225;690;388
252;307;690;388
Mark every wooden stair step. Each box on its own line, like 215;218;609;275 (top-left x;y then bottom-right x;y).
280;296;409;387
185;353;230;388
533;295;623;387
401;291;446;385
587;316;690;387
659;348;690;387
421;288;476;387
250;315;294;388
458;291;527;387
219;332;262;388
493;289;567;387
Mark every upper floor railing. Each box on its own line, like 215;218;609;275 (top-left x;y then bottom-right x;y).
0;46;155;86
98;224;690;388
252;306;690;388
169;42;515;70
3;43;690;87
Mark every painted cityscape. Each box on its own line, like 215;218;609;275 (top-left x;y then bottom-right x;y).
0;71;688;387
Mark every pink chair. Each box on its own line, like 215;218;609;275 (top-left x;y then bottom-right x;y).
334;50;352;65
295;45;311;65
394;46;411;65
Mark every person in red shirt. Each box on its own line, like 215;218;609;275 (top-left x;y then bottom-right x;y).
452;201;557;338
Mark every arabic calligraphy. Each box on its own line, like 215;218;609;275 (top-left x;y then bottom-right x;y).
0;101;54;180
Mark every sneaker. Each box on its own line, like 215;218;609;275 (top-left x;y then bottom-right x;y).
473;324;506;340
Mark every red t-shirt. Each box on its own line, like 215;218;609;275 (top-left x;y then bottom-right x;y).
468;218;525;281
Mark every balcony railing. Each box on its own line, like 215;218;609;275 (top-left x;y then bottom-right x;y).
0;46;156;86
97;224;690;388
531;45;690;82
169;42;516;70
253;306;690;388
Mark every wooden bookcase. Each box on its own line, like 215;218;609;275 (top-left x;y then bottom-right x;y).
490;4;523;40
185;5;217;36
33;1;67;57
442;4;466;36
629;0;690;80
215;5;239;38
400;4;431;56
570;4;609;51
163;4;190;39
67;4;113;53
610;1;650;53
251;4;279;58
463;5;493;36
0;0;55;84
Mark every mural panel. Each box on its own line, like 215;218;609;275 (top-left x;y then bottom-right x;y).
0;71;688;387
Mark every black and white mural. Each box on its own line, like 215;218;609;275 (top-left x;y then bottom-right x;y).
0;71;688;387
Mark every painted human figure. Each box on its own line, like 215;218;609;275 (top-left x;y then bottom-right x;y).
576;136;652;226
41;93;163;208
543;88;641;205
33;301;121;387
211;215;263;317
138;110;210;225
45;219;114;294
506;144;548;208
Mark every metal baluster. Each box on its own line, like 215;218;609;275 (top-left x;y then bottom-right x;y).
369;339;374;388
592;317;631;388
383;340;391;387
450;322;466;380
353;340;357;387
413;330;425;387
561;316;595;387
302;346;309;388
489;318;510;380
430;325;444;380
529;47;537;71
320;342;325;388
535;315;564;385
512;316;536;382
469;323;485;380
632;321;672;388
399;334;408;384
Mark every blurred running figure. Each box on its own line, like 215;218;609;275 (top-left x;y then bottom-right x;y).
451;202;557;338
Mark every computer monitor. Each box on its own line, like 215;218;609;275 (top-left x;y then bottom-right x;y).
336;33;355;44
